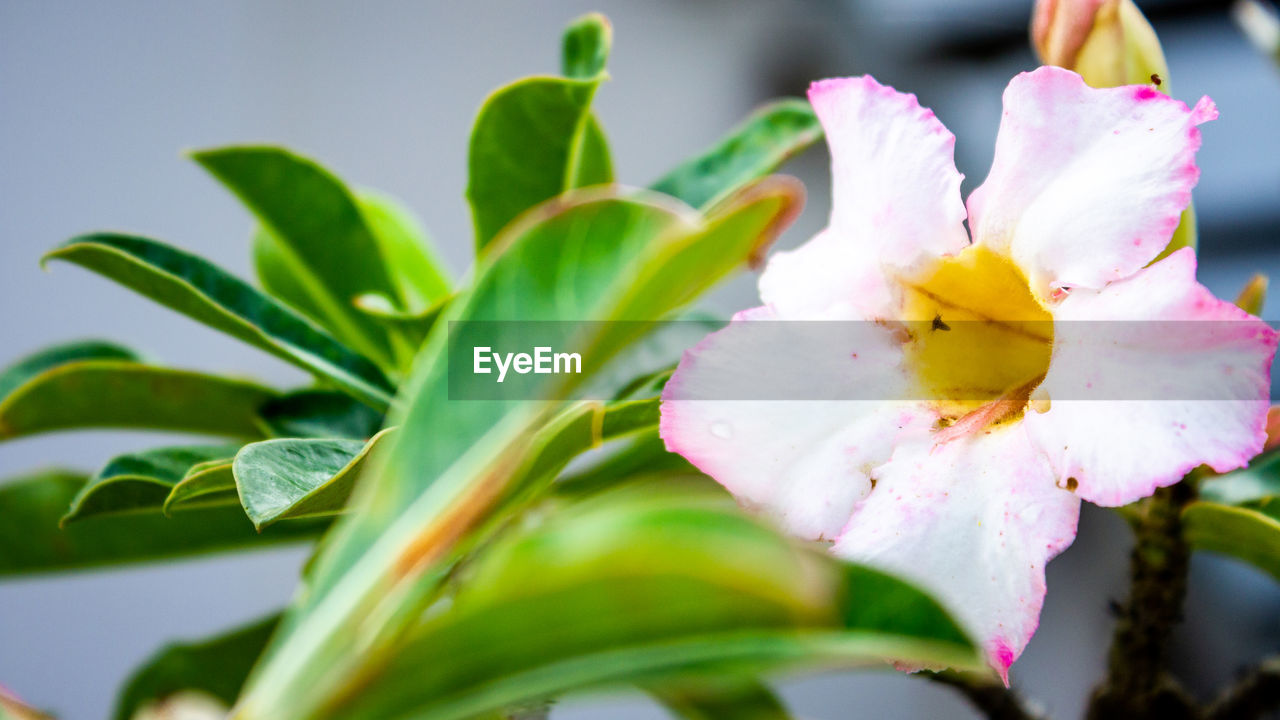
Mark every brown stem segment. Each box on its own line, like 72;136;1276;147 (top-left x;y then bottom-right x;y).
924;671;1045;720
1087;482;1198;720
1204;657;1280;720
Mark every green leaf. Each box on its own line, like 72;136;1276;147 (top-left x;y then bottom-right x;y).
483;395;666;523
651;99;821;211
317;486;978;720
192;146;403;369
570;115;613;189
467;13;617;250
1184;500;1280;581
0;361;275;441
231;183;804;720
233;429;395;529
651;678;792;720
581;179;800;362
0;339;139;400
164;458;238;515
357;191;452;311
581;312;720;402
352;292;450;367
1199;449;1280;506
256;389;384;440
558;12;613;189
467;77;603;250
556;431;698;498
113;613;279;720
1187;450;1280;581
45;234;394;409
0;470;323;576
62;443;243;524
257;189;453;374
561;12;611;80
234;394;656;532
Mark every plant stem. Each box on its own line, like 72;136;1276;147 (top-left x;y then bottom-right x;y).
1204;657;1280;720
1086;482;1198;720
924;671;1045;720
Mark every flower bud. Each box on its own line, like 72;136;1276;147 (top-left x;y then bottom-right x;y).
1032;0;1169;89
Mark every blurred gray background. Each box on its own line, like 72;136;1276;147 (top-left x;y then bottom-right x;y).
2;1;1278;718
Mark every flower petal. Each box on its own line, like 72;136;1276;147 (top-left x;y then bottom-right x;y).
1024;248;1278;506
758;229;893;320
833;424;1080;680
659;307;932;541
759;77;969;319
967;66;1216;297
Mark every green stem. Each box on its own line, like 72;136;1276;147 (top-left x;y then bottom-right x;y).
1086;483;1198;720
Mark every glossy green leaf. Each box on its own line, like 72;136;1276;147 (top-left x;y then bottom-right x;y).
319;486;978;720
256;389;384;440
0;470;323;576
351;195;452;373
251;227;319;321
234;394;656;533
1199;449;1280;506
467;13;616;251
232;183;803;720
45;234;394;409
466;76;603;250
652;678;791;720
352;292;449;367
557;431;697;498
113;613;279;720
561;12;611;80
252;192;451;375
0;361;275;441
651;99;821;210
1184;500;1280;581
0;339;139;400
350;193;453;372
357;191;452;311
233;429;395;529
192;146;401;368
559;13;613;189
581;313;720;402
164;458;238;514
573;117;613;189
490;395;663;517
62;443;242;524
581;179;801;362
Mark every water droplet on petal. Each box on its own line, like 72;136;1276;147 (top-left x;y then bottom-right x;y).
710;421;733;439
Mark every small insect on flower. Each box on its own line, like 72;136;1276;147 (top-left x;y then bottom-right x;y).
659;67;1277;681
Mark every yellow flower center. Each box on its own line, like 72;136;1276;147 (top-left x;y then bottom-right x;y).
900;245;1054;424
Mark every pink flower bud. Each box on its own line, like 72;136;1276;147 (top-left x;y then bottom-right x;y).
1032;0;1169;89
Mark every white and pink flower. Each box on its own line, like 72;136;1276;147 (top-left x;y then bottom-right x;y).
659;66;1277;680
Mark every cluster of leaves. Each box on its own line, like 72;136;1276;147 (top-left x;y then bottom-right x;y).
0;14;983;720
1188;443;1280;582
